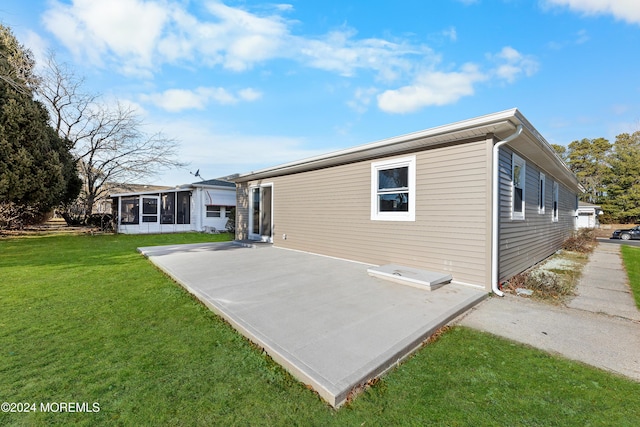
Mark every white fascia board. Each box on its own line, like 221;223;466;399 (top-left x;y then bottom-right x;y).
235;108;520;182
109;186;193;198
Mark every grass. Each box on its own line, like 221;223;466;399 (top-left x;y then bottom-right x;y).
621;245;640;309
2;233;640;425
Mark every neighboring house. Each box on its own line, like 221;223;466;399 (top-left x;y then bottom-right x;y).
233;109;582;294
576;202;603;229
111;179;236;234
94;183;172;215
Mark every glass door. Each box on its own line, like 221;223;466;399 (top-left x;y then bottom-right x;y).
249;186;273;242
141;196;159;223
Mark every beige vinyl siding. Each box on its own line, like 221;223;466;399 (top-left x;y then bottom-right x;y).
243;139;491;287
235;183;250;240
498;147;576;282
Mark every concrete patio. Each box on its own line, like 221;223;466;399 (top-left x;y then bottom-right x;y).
138;241;487;407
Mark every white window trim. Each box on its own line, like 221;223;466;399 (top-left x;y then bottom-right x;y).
511;153;526;220
141;196;160;224
538;172;546;214
552;181;559;222
371;156;416;221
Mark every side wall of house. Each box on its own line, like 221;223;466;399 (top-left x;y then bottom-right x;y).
195;188;236;232
498;146;577;282
236;184;250;240
237;138;493;288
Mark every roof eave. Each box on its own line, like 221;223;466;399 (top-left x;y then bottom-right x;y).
191;183;236;189
507;111;582;192
110;185;193;198
235;108;521;182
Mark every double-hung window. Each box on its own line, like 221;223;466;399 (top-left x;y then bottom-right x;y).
371;156;416;221
538;172;546;214
512;153;526;220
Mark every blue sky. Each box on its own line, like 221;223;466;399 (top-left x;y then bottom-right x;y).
2;0;639;185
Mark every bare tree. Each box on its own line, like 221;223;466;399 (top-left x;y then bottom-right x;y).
37;53;97;140
36;53;186;223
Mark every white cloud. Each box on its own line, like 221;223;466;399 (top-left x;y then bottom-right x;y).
23;30;49;67
238;88;263;102
200;1;289;71
149;118;330;171
442;27;458;42
41;0;431;81
547;29;590;49
347;87;379;113
543;0;640;25
489;46;539;83
141;87;261;112
42;0;289;75
297;29;431;81
375;45;538;114
39;1;538;117
42;0;168;74
377;64;486;113
575;29;590;44
274;4;294;12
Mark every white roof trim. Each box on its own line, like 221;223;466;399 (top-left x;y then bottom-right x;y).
109;186;192;198
234;108;580;191
236;109;520;181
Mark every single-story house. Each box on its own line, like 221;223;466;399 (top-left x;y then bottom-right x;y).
576;202;603;229
111;179;236;234
233;109;582;294
94;183;173;215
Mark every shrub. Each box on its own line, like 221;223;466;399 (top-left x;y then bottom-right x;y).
524;270;573;298
225;207;236;233
0;202;48;230
505;269;573;300
562;228;596;253
85;213;115;232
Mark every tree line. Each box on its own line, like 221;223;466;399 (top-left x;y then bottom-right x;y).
552;132;640;224
0;24;183;229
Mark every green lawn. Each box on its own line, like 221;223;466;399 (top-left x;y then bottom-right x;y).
621;245;640;308
2;233;640;426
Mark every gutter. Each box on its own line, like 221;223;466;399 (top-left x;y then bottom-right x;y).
235;109;520;182
491;124;523;296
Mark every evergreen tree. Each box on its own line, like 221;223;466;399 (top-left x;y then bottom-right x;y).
565;137;612;204
604;132;640;223
551;144;567;162
0;24;80;227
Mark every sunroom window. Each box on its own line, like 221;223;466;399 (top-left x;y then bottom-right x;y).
371;156;416;221
120;197;139;224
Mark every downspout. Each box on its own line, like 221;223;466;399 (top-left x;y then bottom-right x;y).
491;124;523;296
